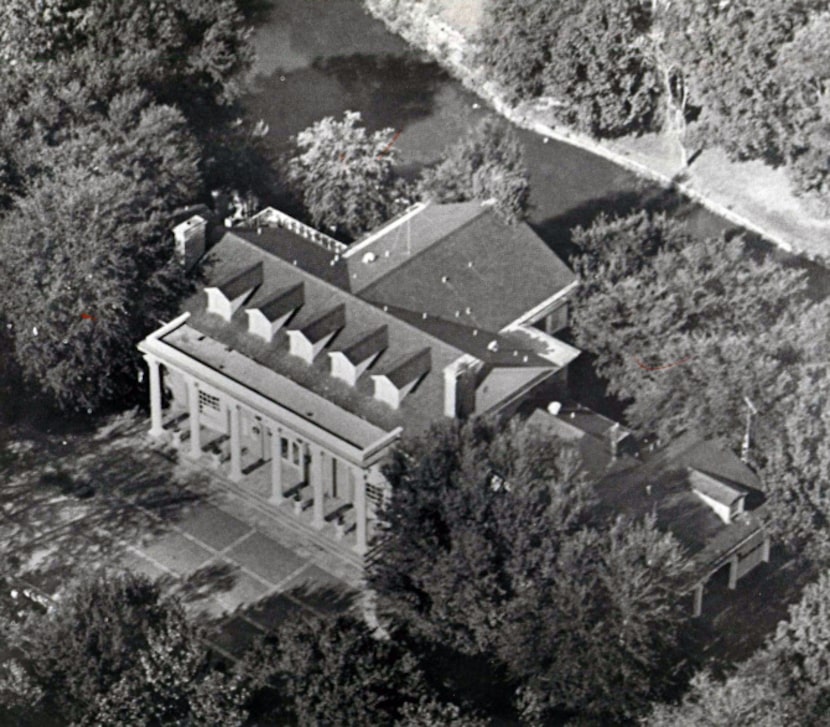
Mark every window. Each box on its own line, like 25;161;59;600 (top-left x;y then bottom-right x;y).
281;437;289;460
292;442;300;466
198;390;221;414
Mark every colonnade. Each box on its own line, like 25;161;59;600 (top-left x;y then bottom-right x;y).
144;354;369;554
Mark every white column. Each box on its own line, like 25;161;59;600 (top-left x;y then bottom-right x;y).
269;427;283;504
762;535;771;563
353;467;368;556
693;582;704;618
145;355;164;438
229;403;242;482
311;447;325;529
187;377;201;458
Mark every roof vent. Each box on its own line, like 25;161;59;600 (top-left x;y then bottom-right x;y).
362;252;377;264
547;401;562;416
487;340;499;352
441;275;450;283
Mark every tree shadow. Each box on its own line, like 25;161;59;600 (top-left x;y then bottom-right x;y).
0;412;210;597
308;53;451;134
175;560;239;604
529;182;704;263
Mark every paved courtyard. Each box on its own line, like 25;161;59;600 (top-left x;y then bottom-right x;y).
119;465;364;660
0;411;364;662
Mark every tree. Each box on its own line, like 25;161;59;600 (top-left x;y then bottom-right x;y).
269;615;432;726
0;98;200;411
773;11;830;212
85;610;248;727
757;359;830;564
417;116;530;223
4;571;246;725
658;0;823;165
569;211;813;444
287;111;410;241
479;0;661;138
370;417;690;722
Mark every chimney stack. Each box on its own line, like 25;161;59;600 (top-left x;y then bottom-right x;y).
173;214;208;272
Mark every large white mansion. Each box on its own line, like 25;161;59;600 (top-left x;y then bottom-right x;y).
138;201;581;559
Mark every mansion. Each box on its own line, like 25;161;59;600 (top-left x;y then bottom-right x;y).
138;201;581;559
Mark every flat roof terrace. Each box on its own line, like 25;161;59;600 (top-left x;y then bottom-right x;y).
162;323;390;451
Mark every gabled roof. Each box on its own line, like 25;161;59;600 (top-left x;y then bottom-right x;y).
378;348;431;388
296;304;345;343
253;283;304;322
214;261;263;299
357;206;576;331
335;325;388;365
689;468;747;507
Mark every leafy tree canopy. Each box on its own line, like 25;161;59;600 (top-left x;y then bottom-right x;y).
480;0;661;137
240;614;444;727
0;95;200;411
2;571;246;725
287;111;410;241
417;116;530;223
570;211;815;444
370;416;690;722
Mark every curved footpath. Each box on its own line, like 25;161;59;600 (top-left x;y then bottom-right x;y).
363;1;830;262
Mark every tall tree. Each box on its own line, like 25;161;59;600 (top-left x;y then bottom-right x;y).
658;0;822;165
417;116;530;223
253;615;432;727
3;572;244;725
370;417;690;722
480;0;661;137
0;98;200;411
773;11;830;212
287;111;410;241
570;211;813;444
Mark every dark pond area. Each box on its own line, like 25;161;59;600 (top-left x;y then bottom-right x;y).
241;0;829;419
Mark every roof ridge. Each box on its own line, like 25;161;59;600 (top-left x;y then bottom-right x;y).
356;203;491;293
225;232;467;358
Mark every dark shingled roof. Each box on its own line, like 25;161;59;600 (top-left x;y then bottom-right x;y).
215;261;263;300
254;283;304;322
296;304;346;343
378;348;431;388
358;207;576;331
336;325;388;365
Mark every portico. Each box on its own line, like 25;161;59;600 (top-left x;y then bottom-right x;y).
141;322;395;559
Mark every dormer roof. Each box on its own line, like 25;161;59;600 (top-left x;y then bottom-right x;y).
255;283;304;322
336;325;388;366
297;304;346;344
381;348;431;388
688;468;748;507
217;261;263;300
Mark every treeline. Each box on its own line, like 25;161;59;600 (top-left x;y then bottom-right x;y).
0;0;262;413
480;0;830;212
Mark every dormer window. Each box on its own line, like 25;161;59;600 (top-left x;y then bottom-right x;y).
371;348;431;409
689;468;747;524
329;326;388;386
246;283;304;342
287;304;346;363
205;262;263;321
